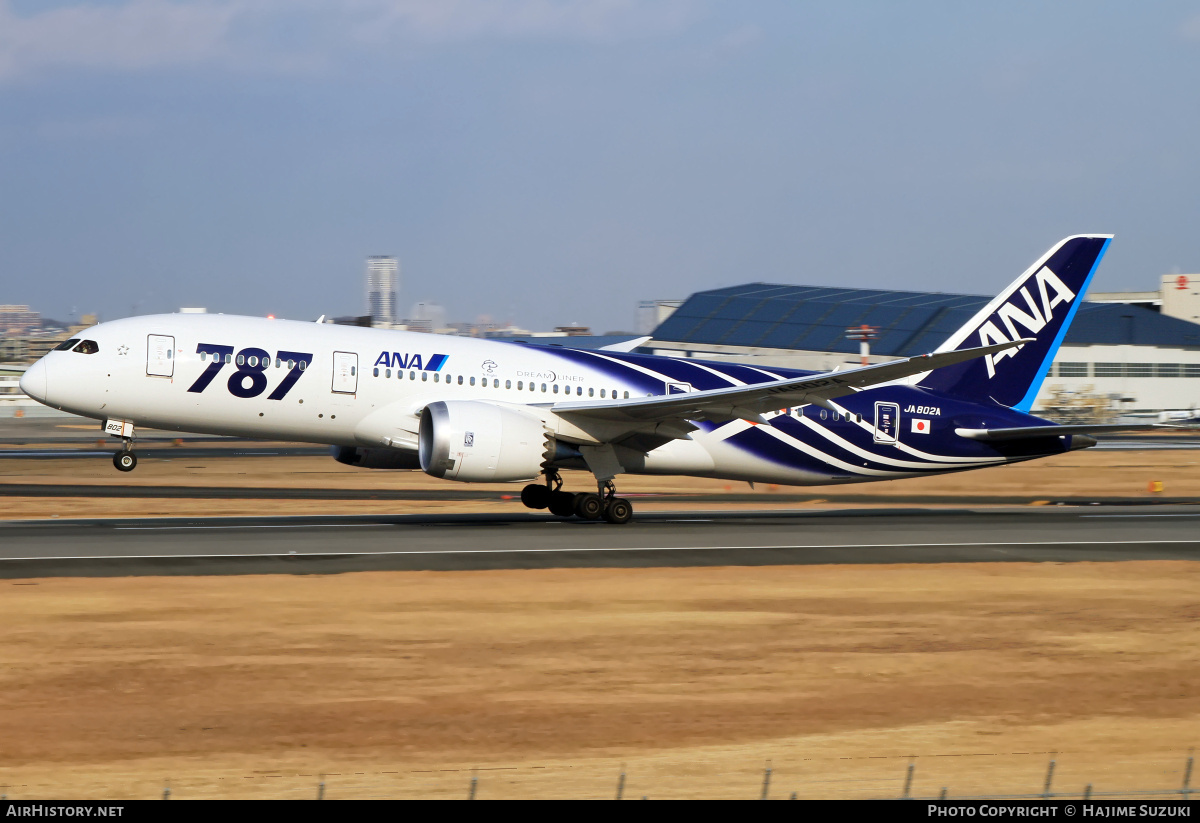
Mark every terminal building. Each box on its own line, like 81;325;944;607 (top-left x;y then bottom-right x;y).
648;274;1200;420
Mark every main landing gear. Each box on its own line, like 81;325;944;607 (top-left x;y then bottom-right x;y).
521;471;634;525
112;439;137;472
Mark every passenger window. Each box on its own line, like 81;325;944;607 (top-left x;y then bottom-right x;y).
493;379;499;388
856;413;862;423
200;352;207;362
386;368;391;378
517;381;523;390
470;376;475;386
373;368;379;377
55;339;80;351
506;380;511;389
225;354;232;364
600;389;606;398
73;340;99;354
275;358;281;368
553;384;559;394
299;360;305;370
237;354;245;366
820;409;827;420
457;375;463;385
166;349;172;360
434;373;440;383
588;388;594;397
410;371;415;380
577;387;582;396
541;383;547;392
623;391;629;399
422;372;428;382
351;366;356;376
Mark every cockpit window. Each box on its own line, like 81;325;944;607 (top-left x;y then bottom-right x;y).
55;339;80;351
73;340;99;354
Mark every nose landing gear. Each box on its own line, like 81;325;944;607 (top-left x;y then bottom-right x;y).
519;472;634;524
112;433;137;473
104;420;138;472
113;449;137;472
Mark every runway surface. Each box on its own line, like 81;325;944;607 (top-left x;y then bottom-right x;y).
4;505;1200;578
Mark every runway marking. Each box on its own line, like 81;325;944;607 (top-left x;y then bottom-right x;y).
1081;514;1200;518
115;524;383;531
1;539;1198;563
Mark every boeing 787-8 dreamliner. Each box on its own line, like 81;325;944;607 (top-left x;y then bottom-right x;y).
22;235;1142;523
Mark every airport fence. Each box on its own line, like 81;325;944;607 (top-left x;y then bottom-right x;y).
2;752;1196;800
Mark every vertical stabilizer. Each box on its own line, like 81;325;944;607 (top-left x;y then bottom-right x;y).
916;235;1112;410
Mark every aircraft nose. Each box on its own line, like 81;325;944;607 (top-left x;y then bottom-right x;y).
19;358;48;403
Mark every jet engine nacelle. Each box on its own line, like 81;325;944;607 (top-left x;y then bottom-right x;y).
419;400;552;482
331;445;422;470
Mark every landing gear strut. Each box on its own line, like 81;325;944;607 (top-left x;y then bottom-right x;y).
112;439;137;472
598;479;633;525
518;472;634;524
520;469;561;510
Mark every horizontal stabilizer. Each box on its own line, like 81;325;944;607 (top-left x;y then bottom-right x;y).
955;423;1175;441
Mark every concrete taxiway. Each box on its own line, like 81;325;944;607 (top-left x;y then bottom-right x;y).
3;505;1199;578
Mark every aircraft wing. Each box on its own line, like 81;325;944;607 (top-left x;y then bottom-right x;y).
955;423;1179;441
551;339;1030;430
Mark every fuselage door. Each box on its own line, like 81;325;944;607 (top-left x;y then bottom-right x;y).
874;401;900;444
147;334;175;378
332;351;358;394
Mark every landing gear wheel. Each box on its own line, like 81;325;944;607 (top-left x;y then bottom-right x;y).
574;493;604;520
521;484;550;509
113;451;137;472
547;490;577;517
603;497;633;525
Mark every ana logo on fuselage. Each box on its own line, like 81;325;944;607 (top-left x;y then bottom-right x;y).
374;352;448;371
977;266;1075;378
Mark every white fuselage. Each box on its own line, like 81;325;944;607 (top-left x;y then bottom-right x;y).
20;313;1046;487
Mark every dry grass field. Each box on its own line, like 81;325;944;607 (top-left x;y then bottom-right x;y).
0;563;1197;799
1;445;1198;798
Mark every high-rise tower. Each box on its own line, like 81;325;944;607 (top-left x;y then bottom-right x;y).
366;256;399;324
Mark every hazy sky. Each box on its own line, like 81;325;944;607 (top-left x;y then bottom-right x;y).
2;1;1199;333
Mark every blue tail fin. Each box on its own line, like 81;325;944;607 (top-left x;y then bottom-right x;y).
916;235;1112;410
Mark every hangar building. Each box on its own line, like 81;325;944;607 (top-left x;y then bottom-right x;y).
649;274;1200;419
